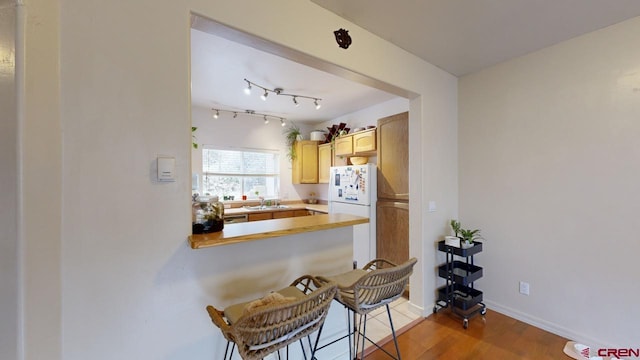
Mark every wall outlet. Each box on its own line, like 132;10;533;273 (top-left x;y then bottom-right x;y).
519;281;530;295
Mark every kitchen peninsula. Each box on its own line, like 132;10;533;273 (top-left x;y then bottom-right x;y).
189;213;367;249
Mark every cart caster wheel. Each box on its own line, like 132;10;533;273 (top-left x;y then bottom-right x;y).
481;307;487;316
463;319;468;329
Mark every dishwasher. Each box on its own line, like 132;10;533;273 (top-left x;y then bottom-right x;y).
224;214;248;224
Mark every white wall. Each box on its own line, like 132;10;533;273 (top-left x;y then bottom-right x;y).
17;0;458;359
0;3;18;360
459;16;640;347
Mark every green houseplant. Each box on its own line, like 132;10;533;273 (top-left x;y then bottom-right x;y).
449;219;482;248
192;126;198;149
283;123;302;161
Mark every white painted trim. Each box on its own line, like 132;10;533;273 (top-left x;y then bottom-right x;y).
15;1;25;359
407;300;424;318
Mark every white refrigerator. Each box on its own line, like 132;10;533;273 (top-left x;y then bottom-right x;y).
328;164;377;267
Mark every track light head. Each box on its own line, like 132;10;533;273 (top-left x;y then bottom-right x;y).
293;97;299;107
314;99;321;110
280;118;286;127
261;90;268;101
233;112;238;119
263;115;269;125
213;109;219;119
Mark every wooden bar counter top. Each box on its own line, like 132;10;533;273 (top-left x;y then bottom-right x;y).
189;213;368;249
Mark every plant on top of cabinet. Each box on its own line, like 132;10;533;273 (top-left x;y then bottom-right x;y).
283;123;302;160
325;122;350;144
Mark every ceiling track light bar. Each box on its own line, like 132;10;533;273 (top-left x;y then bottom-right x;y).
211;108;287;126
243;78;322;109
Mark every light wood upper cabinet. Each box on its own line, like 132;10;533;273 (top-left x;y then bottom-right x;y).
292;140;319;184
334;136;353;156
318;143;332;184
333;128;377;160
352;129;376;153
377;112;409;200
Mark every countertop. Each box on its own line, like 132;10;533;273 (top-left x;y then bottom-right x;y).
224;203;329;215
189;213;366;249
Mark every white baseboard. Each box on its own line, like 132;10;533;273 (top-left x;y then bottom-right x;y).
483;299;612;349
407;300;424;317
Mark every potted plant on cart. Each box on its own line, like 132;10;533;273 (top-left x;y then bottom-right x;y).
448;219;483;248
459;228;482;249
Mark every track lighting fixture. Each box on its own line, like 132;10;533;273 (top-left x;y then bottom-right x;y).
243;78;322;109
211;107;286;126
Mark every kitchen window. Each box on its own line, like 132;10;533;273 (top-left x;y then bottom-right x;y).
201;147;280;199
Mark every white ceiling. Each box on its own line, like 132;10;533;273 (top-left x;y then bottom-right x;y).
311;0;640;76
190;28;398;125
191;3;640;125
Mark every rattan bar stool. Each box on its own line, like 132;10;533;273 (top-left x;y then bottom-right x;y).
317;257;417;360
206;275;337;360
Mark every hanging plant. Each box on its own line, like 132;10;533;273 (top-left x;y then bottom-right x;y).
283;123;301;161
192;126;198;149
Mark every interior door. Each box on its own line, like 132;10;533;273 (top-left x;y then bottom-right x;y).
376;200;409;265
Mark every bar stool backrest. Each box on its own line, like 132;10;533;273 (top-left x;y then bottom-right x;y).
207;276;337;360
351;257;417;313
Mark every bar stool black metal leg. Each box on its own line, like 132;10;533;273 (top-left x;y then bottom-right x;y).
386;304;401;360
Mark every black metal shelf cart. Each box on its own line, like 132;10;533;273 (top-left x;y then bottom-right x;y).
433;240;487;328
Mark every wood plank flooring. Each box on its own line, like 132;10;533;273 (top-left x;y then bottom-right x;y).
364;309;569;359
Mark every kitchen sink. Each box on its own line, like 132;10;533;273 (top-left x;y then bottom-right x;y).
243;205;290;210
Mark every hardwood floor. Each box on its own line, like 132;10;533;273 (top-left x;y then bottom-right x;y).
364;309;569;359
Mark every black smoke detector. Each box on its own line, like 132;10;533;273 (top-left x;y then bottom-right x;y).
334;28;352;49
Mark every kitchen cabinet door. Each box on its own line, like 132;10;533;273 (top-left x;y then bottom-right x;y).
377;112;409;200
273;210;295;219
352;129;376;153
292;140;319;184
334;136;352;156
318;143;332;184
248;212;273;221
294;210;311;217
376;200;409;265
